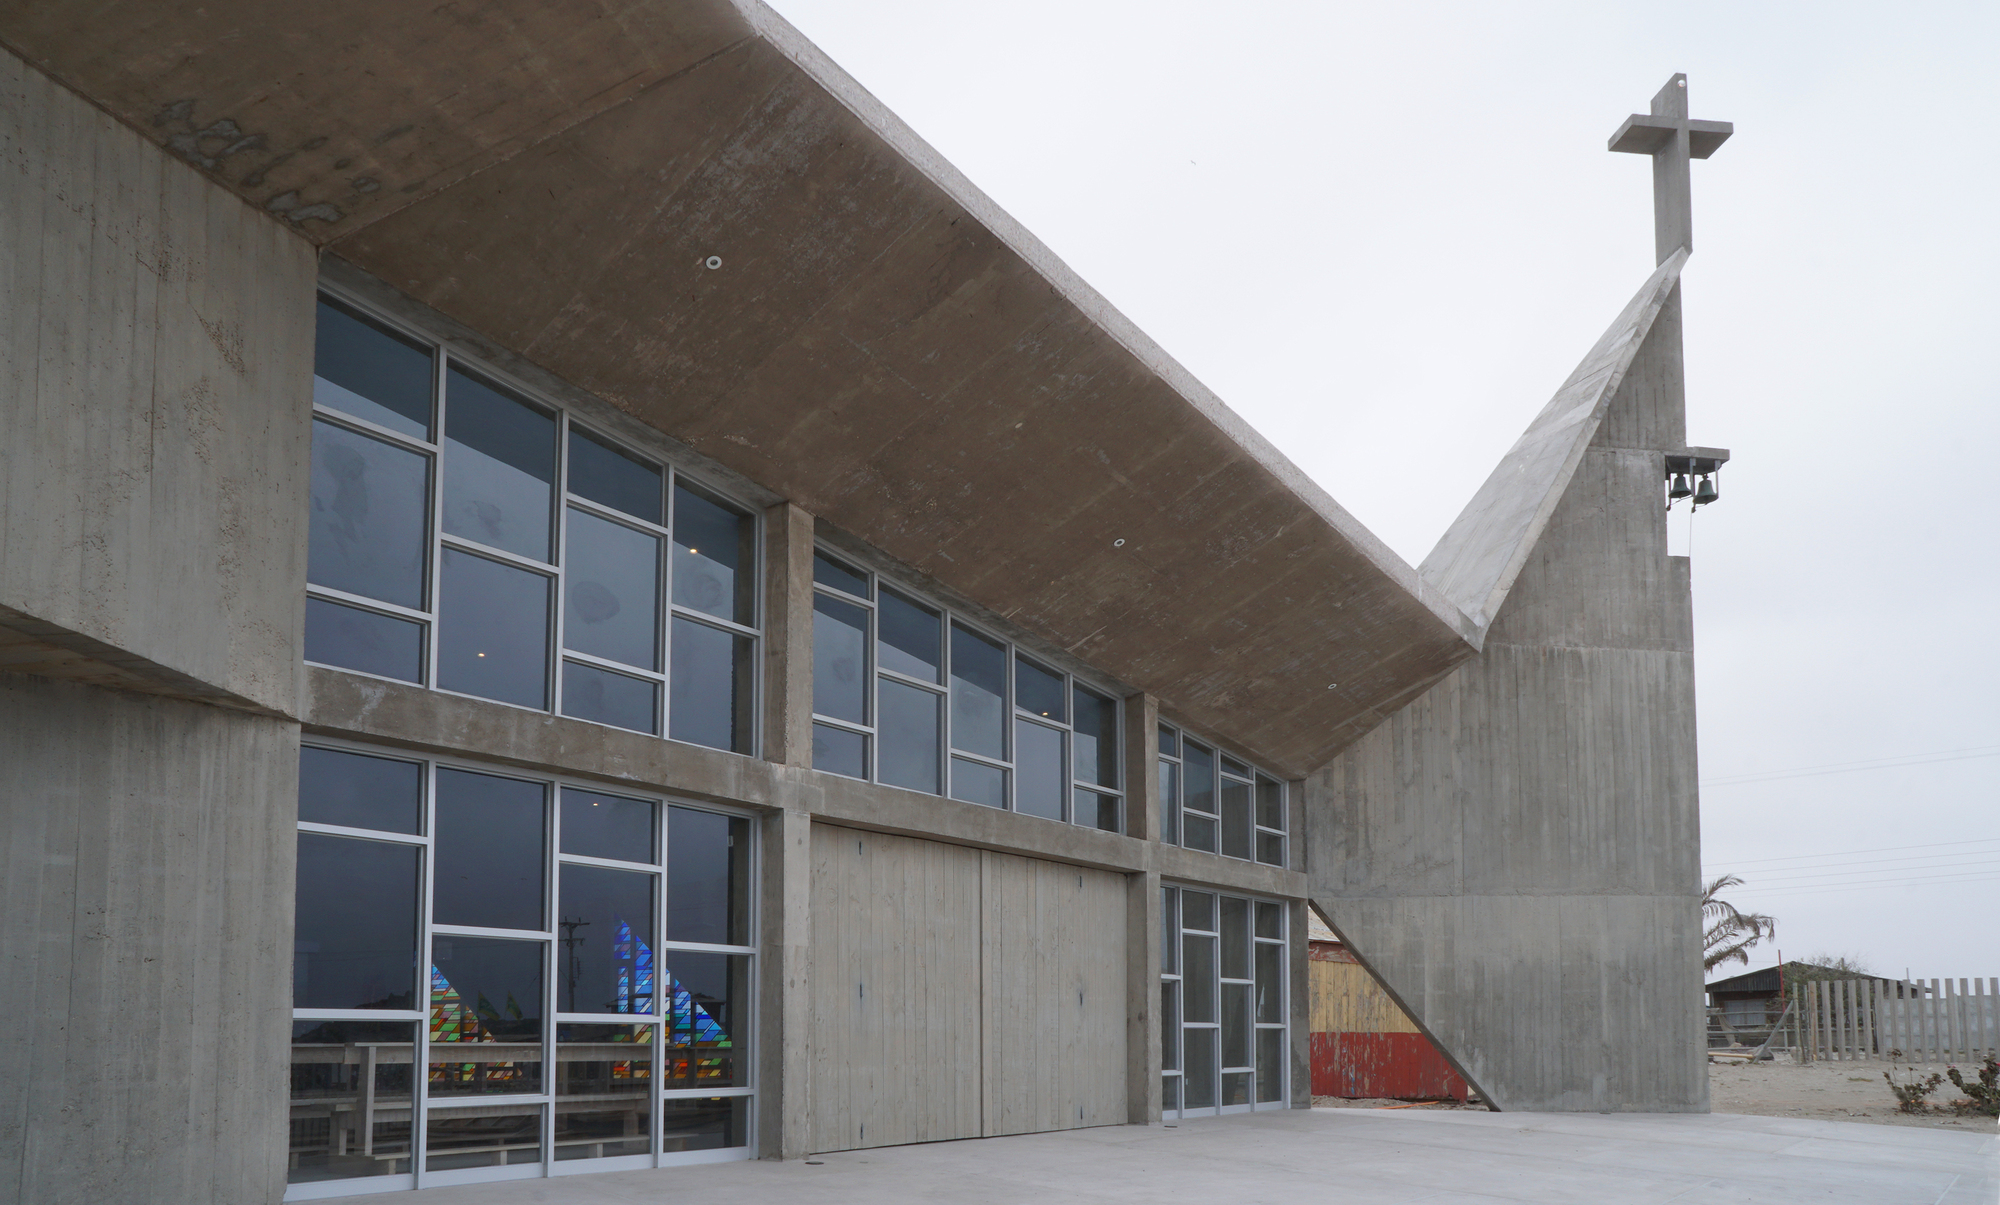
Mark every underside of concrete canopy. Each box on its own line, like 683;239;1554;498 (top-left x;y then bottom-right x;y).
0;0;1479;776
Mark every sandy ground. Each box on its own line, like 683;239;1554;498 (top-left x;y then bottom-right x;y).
1710;1058;1996;1131
1314;1060;1998;1132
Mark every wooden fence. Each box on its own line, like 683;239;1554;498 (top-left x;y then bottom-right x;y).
1794;977;1999;1062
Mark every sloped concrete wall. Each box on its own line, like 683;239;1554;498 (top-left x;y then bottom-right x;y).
0;46;310;1203
1309;301;1709;1112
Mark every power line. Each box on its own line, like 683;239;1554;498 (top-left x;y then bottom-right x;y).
1734;870;2000;896
1721;858;2000;886
1700;745;2000;788
1706;836;2000;869
1703;848;2000;876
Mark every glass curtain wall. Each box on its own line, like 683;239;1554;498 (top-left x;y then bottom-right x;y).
1159;885;1289;1117
808;548;1125;831
289;742;756;1198
1157;723;1287;867
305;292;759;753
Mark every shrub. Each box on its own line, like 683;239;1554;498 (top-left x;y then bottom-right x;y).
1945;1055;1999;1117
1883;1067;1944;1113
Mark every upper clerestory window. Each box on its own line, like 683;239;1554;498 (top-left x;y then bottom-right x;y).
809;548;1125;834
1157;723;1287;868
303;291;760;755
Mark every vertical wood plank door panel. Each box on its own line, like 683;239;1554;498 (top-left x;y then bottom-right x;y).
808;825;983;1153
979;850;1128;1137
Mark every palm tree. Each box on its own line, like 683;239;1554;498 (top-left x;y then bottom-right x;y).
1702;874;1777;972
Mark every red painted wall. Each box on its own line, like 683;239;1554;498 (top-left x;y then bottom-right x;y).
1309;1031;1469;1101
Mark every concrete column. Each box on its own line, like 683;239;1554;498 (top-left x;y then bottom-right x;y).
756;499;816;1156
1288;899;1313;1108
1123;692;1161;1123
761;502;816;766
757;805;814;1158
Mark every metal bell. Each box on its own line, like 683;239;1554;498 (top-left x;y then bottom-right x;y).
1668;473;1693;500
1693;475;1719;505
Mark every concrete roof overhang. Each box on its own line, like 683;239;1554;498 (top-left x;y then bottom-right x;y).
2;0;1479;776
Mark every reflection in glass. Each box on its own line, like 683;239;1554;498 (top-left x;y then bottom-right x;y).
662;952;749;1089
1258;832;1285;866
433;768;545;932
1158;759;1180;847
309;418;430;609
812;552;868;598
295;834;418;1010
556;1024;654;1160
1184;813;1217;853
428;936;544;1097
1015;657;1065;721
561;660;657;735
288;1020;415;1183
561;788;656;863
1181;890;1214;932
1182;934;1215;1023
1220;897;1250;979
1183;1028;1216;1109
568;427;662;525
314;299;432;439
305;597;425;684
425;1107;542;1171
1072;687;1119;787
437;548;550;709
668;617;751;752
811;595;867;724
949;623;1005;758
1221;779;1252;860
1222;756;1249;779
1162;1074;1181;1114
442;367;555;561
564;507;660;670
950;757;1005;809
1222;983;1250;1067
878;678;940;794
1159;725;1178;756
668;808;750;946
1183;743;1215;817
1075;789;1120;833
1161;888;1177;973
811;723;866;780
1222;1071;1251;1107
672;484;754;626
1257;1029;1284;1103
558;865;657;1014
1257;775;1285;830
1160;983;1179;1070
299;745;422;834
877;590;940;682
1255;901;1282;940
1014;720;1064;820
660;1097;748;1153
1256;943;1283;1023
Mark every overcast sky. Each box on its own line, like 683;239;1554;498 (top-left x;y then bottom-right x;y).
765;0;2000;980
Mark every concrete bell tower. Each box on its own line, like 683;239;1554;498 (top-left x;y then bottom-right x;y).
1305;77;1732;1112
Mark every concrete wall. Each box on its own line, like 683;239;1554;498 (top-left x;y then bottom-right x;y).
0;674;299;1204
0;47;314;715
0;44;312;1203
1309;304;1709;1113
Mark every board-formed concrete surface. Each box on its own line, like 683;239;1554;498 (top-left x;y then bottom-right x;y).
386;1110;1997;1205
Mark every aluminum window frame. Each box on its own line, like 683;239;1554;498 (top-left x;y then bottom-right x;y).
808;546;1126;832
1158;883;1290;1121
1157;721;1287;867
287;736;758;1200
304;284;763;758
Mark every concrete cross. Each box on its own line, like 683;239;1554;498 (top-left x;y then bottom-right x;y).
1609;74;1732;264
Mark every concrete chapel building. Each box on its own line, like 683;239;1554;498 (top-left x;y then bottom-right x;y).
0;3;1733;1200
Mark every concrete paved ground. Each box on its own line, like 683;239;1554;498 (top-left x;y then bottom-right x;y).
401;1108;1998;1205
